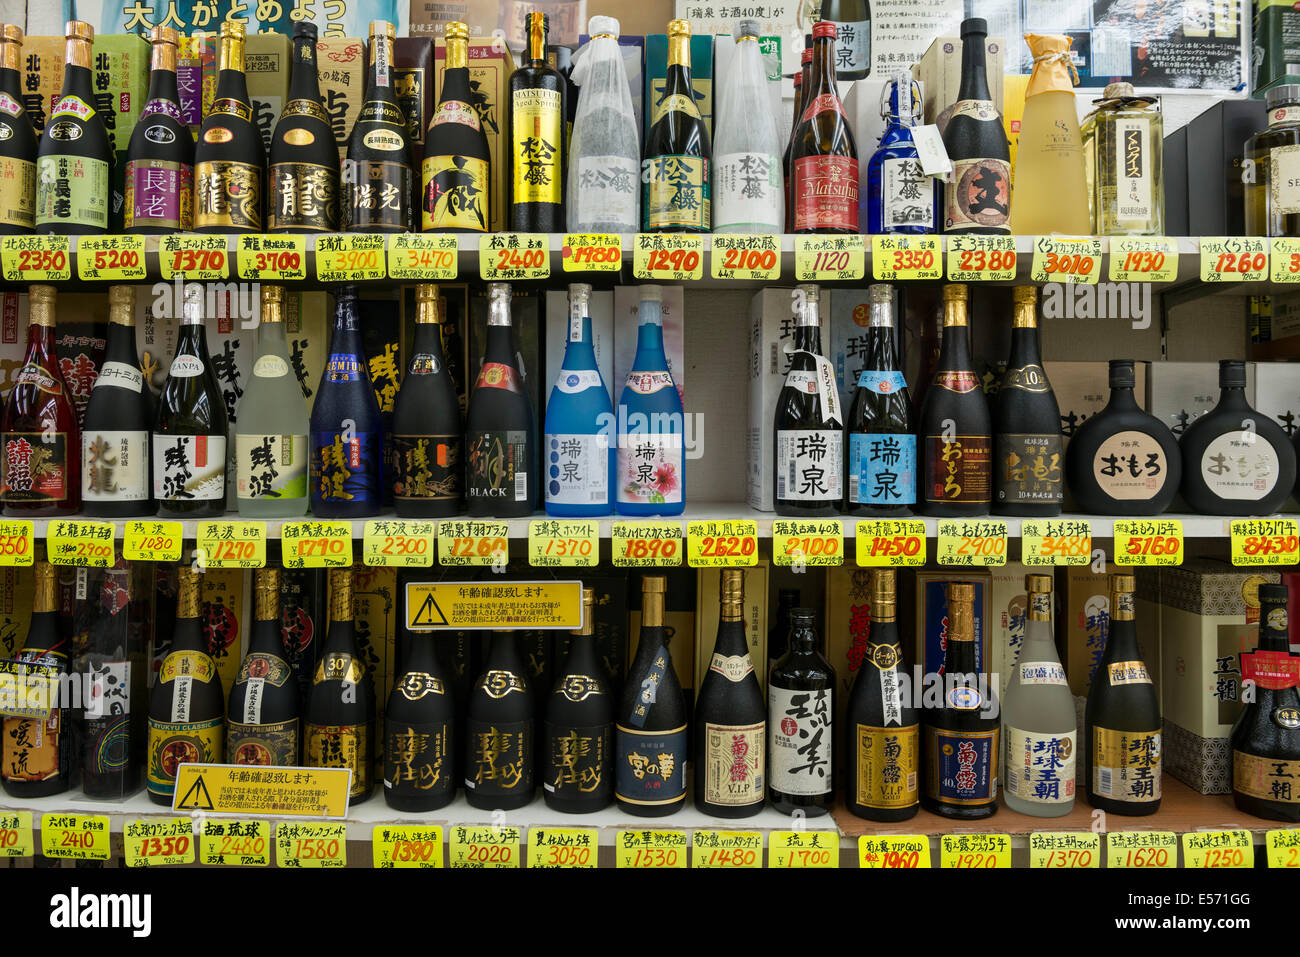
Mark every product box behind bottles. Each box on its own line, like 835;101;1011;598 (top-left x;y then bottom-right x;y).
822;566;872;731
1252;360;1300;508
354;565;398;765
0;566;36;658
911;35;1005;131
359;294;404;442
1254;0;1300;101
747;286;804;512
178;33;217;137
988;561;1031;697
317;36;368;161
1163;124;1189;236
544;289;615;405
827;288;912;417
913;570;991;680
1003;73;1029;190
643;33;714;141
408;0;501;36
280;566;325;708
693;563;769;701
578;33;646;147
1186;98;1265;236
1061;565;1109;698
612;285;685;405
553;571;630;690
1146;360;1252;439
395;37;435;169
245;31;292;158
200;568;248;693
626;567;696;726
283;291;330;417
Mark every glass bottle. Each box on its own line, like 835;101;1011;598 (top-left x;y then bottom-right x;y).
820;0;872;81
507;11;565;232
790;20;859;233
344;20;414;233
868;74;938;234
126;25;194;233
545;587;613;813
0;26;36;234
768;608;834;816
385;630;456;812
1081;82;1164;236
782;41;812;226
421;21;491;232
642;18;711;232
268;22;338;232
942;18;1010;234
194;19;265;233
226;567;300;766
1245;83;1300;237
79;559;144;798
465;630;535;811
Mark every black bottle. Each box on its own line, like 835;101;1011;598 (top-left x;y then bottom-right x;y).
385;629;456;812
268;22;338;232
544;588;613;813
642;18;710;232
226;567;300;766
0;26;37;234
768;608;834;816
125;26;194;233
466;631;535;810
344;19;414;233
421;21;491;232
941;17;1011;234
194;19;265;232
507;11;565;231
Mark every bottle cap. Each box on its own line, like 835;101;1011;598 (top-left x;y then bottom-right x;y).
149;25;180;45
812;20;836;39
1109;573;1136;594
867;284;894;304
587;15;620;38
721;568;745;602
1219;359;1247;388
946;582;975;602
797;282;820;303
260;284;283;306
1013;285;1037;305
1026;574;1053;593
575;586;595;635
416;283;440;303
735;19;760;40
369;20;397;39
569;282;592;299
790;607;816;624
639;285;662;303
293;21;317;39
872;568;896;601
66;20;93;40
220;19;246;39
1267;84;1300;110
1103;81;1136;98
2;25;23;44
523;10;548;31
801;46;813;64
942;283;968;303
488;282;511;301
29;285;56;305
1107;358;1136;388
108;285;135;309
960;17;987;37
642;574;666;593
445;21;469;41
668;18;692;37
334;284;358;302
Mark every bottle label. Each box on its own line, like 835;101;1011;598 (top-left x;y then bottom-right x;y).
769;686;833;796
857;370;907;394
545;722;610;796
624;370;675;395
1200;432;1281;500
226;717;299;766
713;151;782;230
1020;661;1067;685
1271;143;1300;216
94;361;144;393
146;717;223;797
52;95;93;120
431;99;481;130
574;155;639;229
800;93;850;124
194;160;263;230
35;155;109;230
702;721;765;807
511;87;562;205
1002;364;1051;393
545;432;610;506
466;718;531;796
87;661;131;719
2;711;62;782
881;156;933;229
945;156;1011;231
392;434;461;502
709;653;754;682
169;354;204;378
792;155;860;232
357;102;405;130
253;355;289;378
141;97;184;122
386;719;452;795
14;363;61;393
84;713;129;776
474;361;523;394
124;159;193;230
235;652;293;690
996;433;1064;505
342;159;412;230
776;429;844;503
478;669;526;699
0;93;19;116
422;154;489;231
1234;750;1300;803
408;353;441;375
0;433;68;503
153;435;227;501
933;369;980;393
82;430;150;502
652;92;701;125
554;369;603;394
0;157;35;230
325;353;362;382
1092;431;1170;501
825;19;871;74
1242;650;1300;690
1091;726;1161;803
868;643;906;724
924;725;998;805
556;675;604;702
1005;727;1076;805
467;429;530;503
210;97;254;122
848;432;917;506
615;724;687;807
924;435;992;505
268;162;338;232
236;433;308;501
625;648;671;730
856;723;920;809
395;673;447;700
281;97;330;124
310;430;382;505
644;155;710;231
1113;116;1155;225
314;654;365;685
617;436;683;507
1108;660;1151;685
305;723;371;798
160;651;214;684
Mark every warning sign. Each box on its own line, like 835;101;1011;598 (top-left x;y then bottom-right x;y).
406;581;583;631
172;764;352;819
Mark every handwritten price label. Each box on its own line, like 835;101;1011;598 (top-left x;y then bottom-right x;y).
437;520;509;567
125;817;195;867
1106;831;1177;868
1022;519;1092;566
1028;832;1100;869
480;233;549;280
449;825;520;868
1231;518;1299;566
387;233;458;280
0;812;32;857
936;519;1007;567
77;235;147;281
316;233;386;281
528;519;598;567
855;519;926;567
793;234;866;281
616;830;687;868
872;234;942;280
40;813;110;861
1030;236;1103;284
528;828;599;868
769;830;837;868
238;234;306;281
1182;829;1253;869
0;520;34;567
633;233;704;281
373;824;444;868
1266;829;1300;868
123;520;184;563
858;835;931;869
562;233;622;272
686;520;758;568
1200;236;1268;282
362;520;435;567
199;819;272;866
160;234;230;280
1109;237;1178;283
773;519;843;567
47;519;115;568
275;821;347;868
611;520;683;567
946;235;1017;281
940;834;1011;869
710;234;780;280
281;520;353;569
1271;237;1300;283
195;521;267;569
2;235;70;281
1114;519;1183;566
691;831;762;868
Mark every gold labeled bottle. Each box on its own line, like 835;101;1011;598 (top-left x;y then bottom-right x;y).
125;26;194;233
1081;83;1164;235
0;25;36;234
421;21;491;232
465;630;535;810
343;20;414;232
385;629;456;812
226;567;300;766
507;11;565;231
642;19;711;232
268;22;338;232
194;20;265;232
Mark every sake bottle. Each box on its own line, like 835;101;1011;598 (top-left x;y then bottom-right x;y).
711;19;783;233
385;631;456;812
421;21;491;232
126;25;194;233
268;22;339;233
0;25;35;234
642;19;711;232
226;567;300;766
465;630;535;811
194;19;265;232
343;20;414;232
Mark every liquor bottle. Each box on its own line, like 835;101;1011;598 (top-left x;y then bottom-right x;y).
615;575;688;816
154;283;228;518
711;19;783;234
421;21;491;232
1245;84;1300;237
1231;583;1300;821
995;286;1063;516
1179;359;1297;515
125;26;194;233
35;21;110;234
615;286;684;516
1084;573;1161;815
845;283;915;516
236;284;308;517
194;19;264;232
80;560;143;798
1011;34;1088;235
1;285;79;516
768;607;834;816
919;284;992;516
566;15;640;233
555;44;579;146
392;284;462;517
385;631;456;812
1064;359;1181;514
310;286;383;519
695;569;767;818
942;18;1011;234
844;569;919;820
466;283;536;517
146;566;224;806
820;0;871;81
768;587;800;662
790;20;858;233
343;20;414;233
306;568;375;804
1001;574;1076;817
226;568;299;766
545;587;613;812
466;630;535;810
2;562;75;798
774;284;843;515
507;12;565;231
545;282;613;516
868;74;938;234
642;19;711;232
268;23;338;232
1081;83;1164;236
0;26;36;234
782;41;812;226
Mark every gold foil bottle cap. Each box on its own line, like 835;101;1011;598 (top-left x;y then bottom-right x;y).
946;583;975;640
445;21;470;41
29;285;56;305
261;284;284;306
66;20;94;40
947;582;975;602
642;575;666;594
575;587;595;635
254;567;281;620
871;568;896;602
33;561;56;613
369;20;396;39
177;565;202;618
329;569;353;621
149;25;180;45
1026;574;1053;593
1104;81;1135;98
720;568;745;601
108;285;135;309
1013;286;1037;305
943;284;968;303
220;19;246;39
1109;573;1135;594
3;25;23;44
416;283;440;303
668;18;692;36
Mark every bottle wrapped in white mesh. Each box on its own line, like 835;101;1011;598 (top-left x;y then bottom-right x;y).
712;19;784;233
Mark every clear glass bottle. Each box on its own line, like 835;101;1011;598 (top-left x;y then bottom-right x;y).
1245;84;1300;237
1081;82;1164;235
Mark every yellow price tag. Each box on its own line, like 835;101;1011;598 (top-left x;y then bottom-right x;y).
124;817;195;867
281;520;354;569
1182;829;1254;869
872;234;942;280
1028;832;1100;868
1021;519;1091;566
769;830;837;868
611;520;683;566
1109;237;1179;282
373;824;444;868
437;520;509;567
1030;236;1103;284
1106;831;1178;868
237;234;307;281
691;831;762;868
855;519;926;567
1266;829;1300;868
1200;236;1268;282
773;519;843;567
528;519;599;567
793;234;866;281
940;833;1011;868
195;520;267;569
480;233;549;280
77;234;147;281
449;825;520;868
159;234;230;280
562;233;622;272
527;827;599;868
123;520;184;563
47;519;115;568
362;519;435;567
936;519;1007;567
0;520;34;567
686;519;758;567
199;819;272;866
275;821;347;868
858;835;930;869
633;233;704;281
616;830;687;868
1271;237;1300;283
1231;518;1299;567
40;813;111;861
387;233;458;280
2;235;71;281
710;233;780;280
946;234;1018;281
315;233;386;281
1114;518;1183;566
0;811;33;857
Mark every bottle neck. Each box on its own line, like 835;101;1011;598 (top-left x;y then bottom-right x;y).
794;297;823;354
808;31;839;106
332;298;362;338
945;599;977;673
563;630;600;673
411;321;446;361
367;33;394;91
445;36;468;71
1104;590;1141;660
487;632;520;667
1217;381;1249;409
568;297;592;345
634;302;666;359
1007;324;1042;369
712;614;750;656
526;17;548;66
1258;598;1290;653
665;33;694;97
0;38;19;75
1105;376;1139;412
60;62;94;100
103;315;139;363
289;35;323;101
403;633;440;673
788;624;818;654
957;32;992;102
147;43;181;104
938;304;972;370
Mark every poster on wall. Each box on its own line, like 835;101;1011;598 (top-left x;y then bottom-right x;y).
51;0;407;38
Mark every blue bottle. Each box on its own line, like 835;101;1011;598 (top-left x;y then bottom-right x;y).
616;286;685;516
866;74;939;234
310;285;384;518
545;283;615;516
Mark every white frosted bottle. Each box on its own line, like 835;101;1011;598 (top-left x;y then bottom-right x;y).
712;18;783;233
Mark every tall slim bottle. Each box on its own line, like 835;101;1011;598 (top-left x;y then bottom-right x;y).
421;21;491;232
268;22;338;233
227;567;300;766
80;560;144;798
194;20;264;232
126;26;193;233
867;75;938;234
942;18;1011;234
465;630;535;811
343;20;414;232
642;19;711;232
385;631;456;812
768;608;834;816
711;19;783;234
0;26;36;234
545;587;613;812
782;43;812;225
508;11;565;231
790;20;858;233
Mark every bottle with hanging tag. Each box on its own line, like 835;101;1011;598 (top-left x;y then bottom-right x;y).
867;73;938;234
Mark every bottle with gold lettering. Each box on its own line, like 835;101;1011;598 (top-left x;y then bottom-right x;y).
226;568;300;766
466;630;535;810
194;19;265;233
125;26;194;233
507;11;565;231
0;25;36;234
344;20;414;232
422;21;491;232
385;629;456;812
642;19;710;232
268;22;338;233
545;588;612;813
